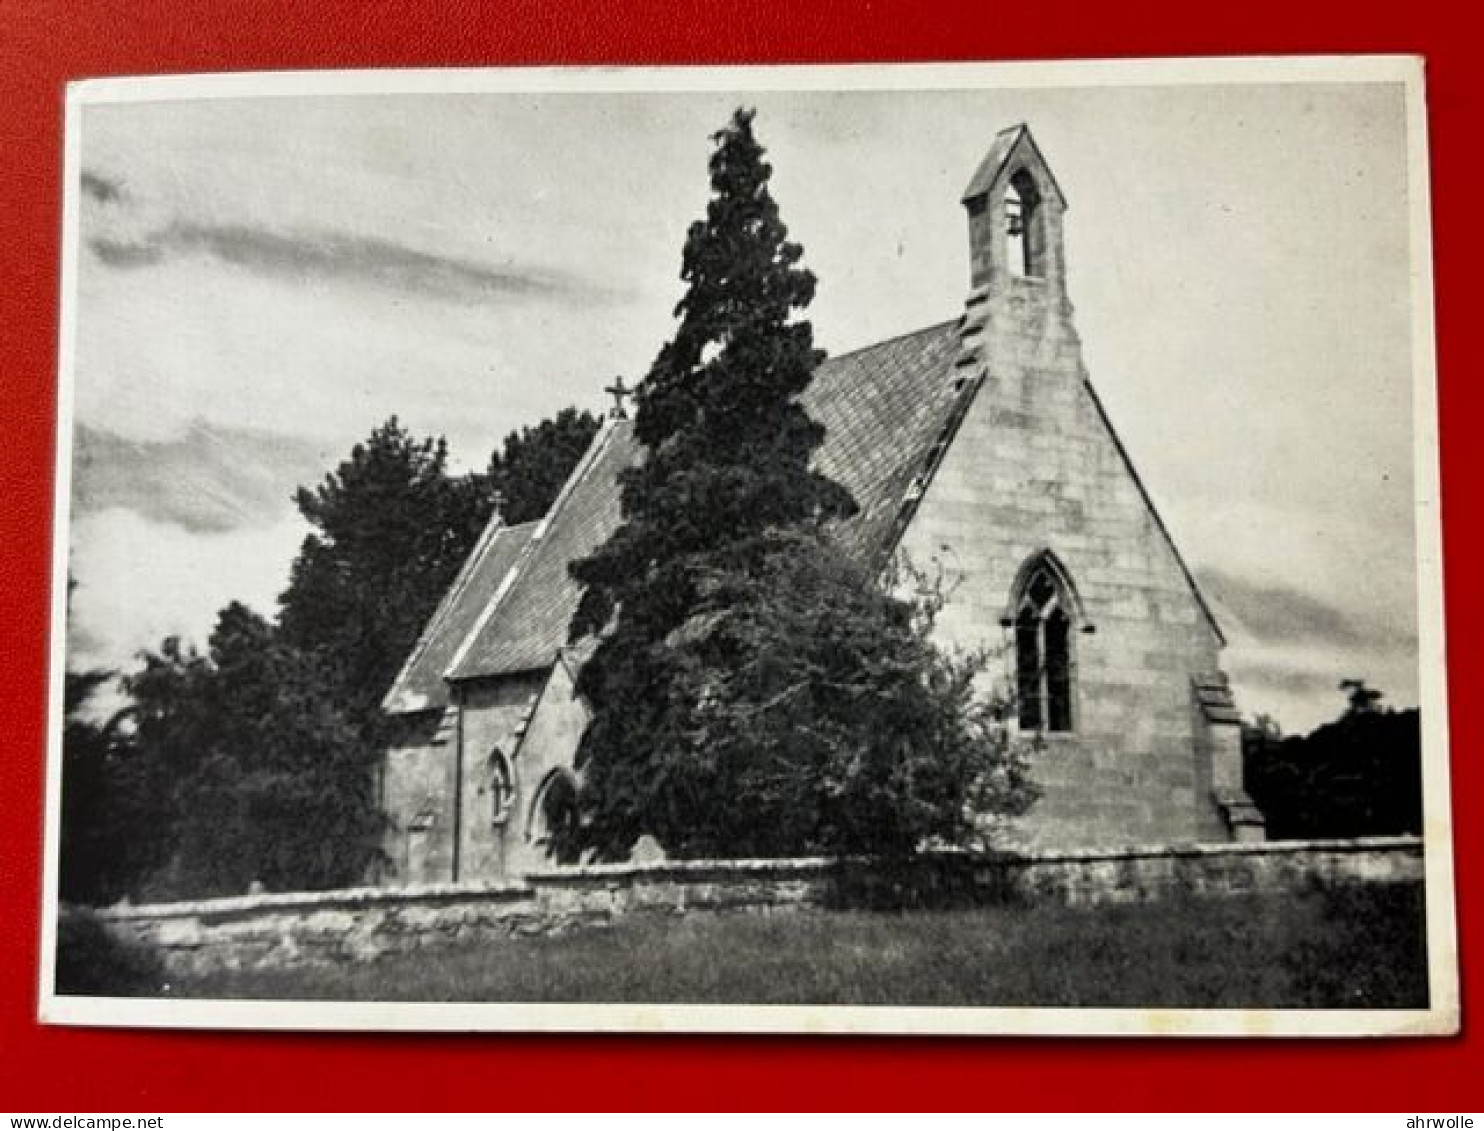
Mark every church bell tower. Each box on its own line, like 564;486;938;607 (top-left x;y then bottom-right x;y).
961;124;1069;298
951;124;1079;388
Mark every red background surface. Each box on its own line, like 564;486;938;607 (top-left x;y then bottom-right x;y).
1;0;1479;1111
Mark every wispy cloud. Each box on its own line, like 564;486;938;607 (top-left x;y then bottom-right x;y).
72;420;330;535
80;165;606;305
1226;658;1354;731
80;169;126;204
87;219;597;305
1233;659;1346;705
69;506;309;672
1200;566;1415;653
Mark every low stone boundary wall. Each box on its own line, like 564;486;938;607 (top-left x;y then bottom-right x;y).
75;836;1423;978
76;879;538;978
954;835;1423;905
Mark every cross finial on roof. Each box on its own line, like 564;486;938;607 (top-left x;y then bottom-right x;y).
604;375;633;419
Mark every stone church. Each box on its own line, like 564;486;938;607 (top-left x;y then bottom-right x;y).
378;124;1264;884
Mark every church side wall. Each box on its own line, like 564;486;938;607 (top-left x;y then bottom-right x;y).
898;279;1225;847
457;672;546;880
504;660;592;875
381;712;457;885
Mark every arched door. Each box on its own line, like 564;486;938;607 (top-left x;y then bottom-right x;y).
528;770;582;864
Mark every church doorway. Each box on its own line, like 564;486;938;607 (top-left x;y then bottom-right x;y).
405;805;438;883
528;769;582;864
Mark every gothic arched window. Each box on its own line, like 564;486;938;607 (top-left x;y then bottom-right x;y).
1012;556;1077;732
489;748;515;826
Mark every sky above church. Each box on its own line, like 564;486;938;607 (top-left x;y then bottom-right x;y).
63;68;1428;734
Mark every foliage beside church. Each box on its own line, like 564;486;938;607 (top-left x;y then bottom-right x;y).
60;414;598;903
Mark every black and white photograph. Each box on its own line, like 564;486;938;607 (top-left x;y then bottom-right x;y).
42;58;1455;1034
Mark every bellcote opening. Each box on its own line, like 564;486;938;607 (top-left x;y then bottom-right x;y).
961;125;1067;293
1006;170;1043;279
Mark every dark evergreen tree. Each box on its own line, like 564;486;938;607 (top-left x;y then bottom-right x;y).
595;530;1038;858
567;109;851;858
570;109;854;646
488;406;601;525
126;603;380;898
279;417;493;732
567;109;1034;860
58;665;165;906
58;577;172;905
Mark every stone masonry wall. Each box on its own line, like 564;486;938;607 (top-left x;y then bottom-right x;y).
898;270;1227;849
456;672;546;881
381;674;548;885
81;838;1423;980
380;711;456;884
499;659;592;877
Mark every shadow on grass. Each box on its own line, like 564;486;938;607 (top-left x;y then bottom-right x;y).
55;909;170;998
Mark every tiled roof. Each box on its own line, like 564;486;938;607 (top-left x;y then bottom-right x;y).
381;519;536;714
807;320;965;565
448;419;638;681
441;319;966;684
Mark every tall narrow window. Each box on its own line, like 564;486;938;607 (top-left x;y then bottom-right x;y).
1044;606;1073;732
1012;557;1077;732
489;748;514;825
1015;602;1043;730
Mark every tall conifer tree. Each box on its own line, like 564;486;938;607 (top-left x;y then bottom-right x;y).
567;109;857;857
571;107;853;642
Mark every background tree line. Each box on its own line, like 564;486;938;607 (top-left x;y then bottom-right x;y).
1242;679;1423;841
61;409;599;905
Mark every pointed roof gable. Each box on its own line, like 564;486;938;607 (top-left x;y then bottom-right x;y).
382;518;538;714
961;124;1068;209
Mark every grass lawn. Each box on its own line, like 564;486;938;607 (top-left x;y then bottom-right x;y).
130;882;1429;1009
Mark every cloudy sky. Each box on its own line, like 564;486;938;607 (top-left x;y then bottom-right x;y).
63;69;1428;733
